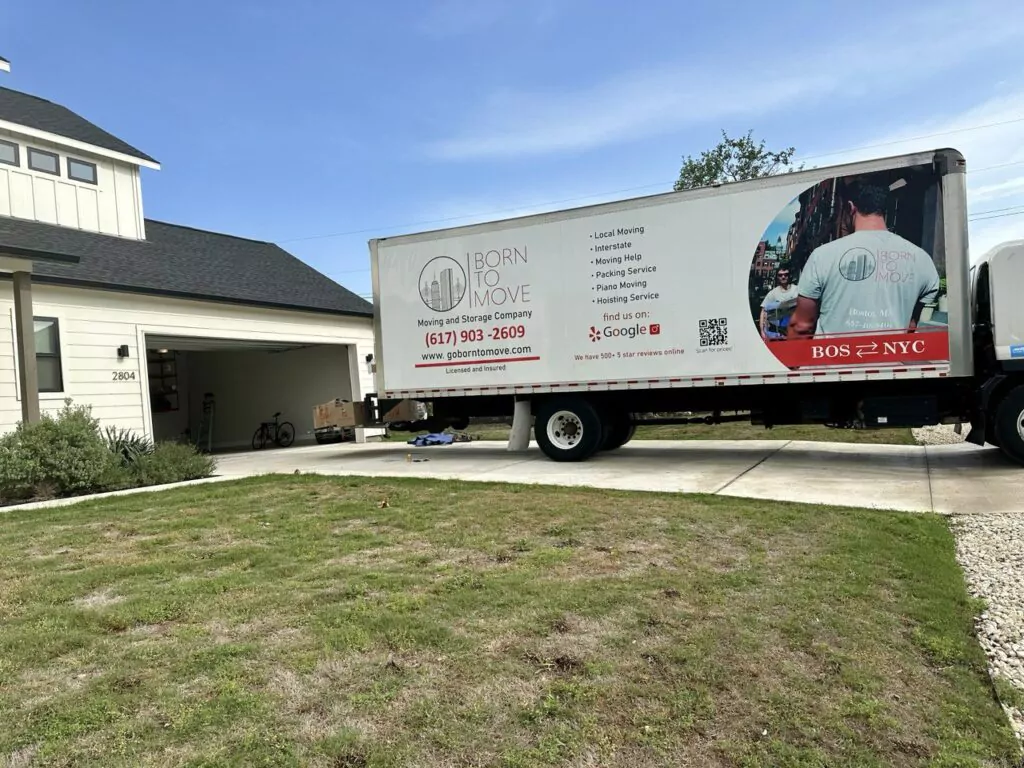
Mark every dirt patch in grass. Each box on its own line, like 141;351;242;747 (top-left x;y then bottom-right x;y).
73;588;125;609
0;476;1016;767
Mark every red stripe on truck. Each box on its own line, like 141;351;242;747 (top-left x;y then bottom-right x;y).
414;355;541;369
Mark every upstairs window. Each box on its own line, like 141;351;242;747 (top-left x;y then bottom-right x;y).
34;317;64;393
67;157;97;184
27;147;59;175
0;139;18;167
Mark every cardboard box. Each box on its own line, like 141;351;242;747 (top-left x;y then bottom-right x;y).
382;399;426;424
313;399;367;430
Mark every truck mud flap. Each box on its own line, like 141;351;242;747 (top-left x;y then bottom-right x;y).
966;374;1008;446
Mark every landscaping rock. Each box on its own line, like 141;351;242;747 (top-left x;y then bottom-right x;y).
913;424;966;445
953;511;1024;742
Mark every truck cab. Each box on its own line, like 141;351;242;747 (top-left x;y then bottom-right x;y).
968;240;1024;456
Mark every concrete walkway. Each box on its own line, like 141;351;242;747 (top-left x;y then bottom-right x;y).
212;439;1023;515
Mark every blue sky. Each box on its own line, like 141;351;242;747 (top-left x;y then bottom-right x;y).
3;0;1023;302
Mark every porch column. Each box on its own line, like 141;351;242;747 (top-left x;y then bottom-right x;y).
347;344;366;444
13;271;39;423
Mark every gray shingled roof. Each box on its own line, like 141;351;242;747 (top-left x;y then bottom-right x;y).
0;216;372;317
0;86;157;164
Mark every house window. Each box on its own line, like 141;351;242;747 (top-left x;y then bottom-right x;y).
0;139;18;167
27;148;59;175
34;317;64;393
67;158;97;184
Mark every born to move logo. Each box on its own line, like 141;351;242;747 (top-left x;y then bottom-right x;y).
589;323;661;342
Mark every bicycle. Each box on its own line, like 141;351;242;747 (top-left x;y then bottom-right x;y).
252;412;295;450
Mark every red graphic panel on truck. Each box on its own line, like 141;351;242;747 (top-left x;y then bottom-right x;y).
768;328;949;368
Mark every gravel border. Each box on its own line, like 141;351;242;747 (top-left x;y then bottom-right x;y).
952;512;1024;742
913;424;967;446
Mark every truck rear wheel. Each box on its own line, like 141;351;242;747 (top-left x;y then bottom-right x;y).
600;411;635;451
535;397;603;462
994;385;1024;465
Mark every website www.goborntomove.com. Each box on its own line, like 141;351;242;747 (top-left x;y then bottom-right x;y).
416;344;534;368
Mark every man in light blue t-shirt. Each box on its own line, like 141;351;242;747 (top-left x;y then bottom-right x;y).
788;181;940;338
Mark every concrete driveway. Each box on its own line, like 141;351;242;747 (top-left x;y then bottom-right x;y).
214;439;1023;515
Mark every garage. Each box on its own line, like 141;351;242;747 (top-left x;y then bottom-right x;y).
145;335;367;451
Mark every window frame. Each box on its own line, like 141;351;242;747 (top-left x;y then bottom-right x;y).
0;138;18;167
33;316;65;394
27;147;60;176
67;157;98;185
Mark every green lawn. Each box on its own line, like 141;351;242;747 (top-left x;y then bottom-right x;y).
0;477;1016;767
389;422;918;445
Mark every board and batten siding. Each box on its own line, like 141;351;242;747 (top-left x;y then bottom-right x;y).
0;127;144;239
0;283;377;441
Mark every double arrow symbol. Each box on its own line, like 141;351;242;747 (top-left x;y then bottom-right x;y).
856;341;879;358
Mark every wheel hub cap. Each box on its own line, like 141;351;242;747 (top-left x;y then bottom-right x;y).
548;411;584;449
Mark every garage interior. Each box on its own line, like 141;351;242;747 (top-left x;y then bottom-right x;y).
145;336;360;451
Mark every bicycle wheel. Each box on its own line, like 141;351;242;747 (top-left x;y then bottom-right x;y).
276;422;295;448
252;427;267;450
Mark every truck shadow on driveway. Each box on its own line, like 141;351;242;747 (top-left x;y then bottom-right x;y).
307;440;1016;472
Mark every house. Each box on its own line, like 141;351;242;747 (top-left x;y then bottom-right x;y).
0;74;377;450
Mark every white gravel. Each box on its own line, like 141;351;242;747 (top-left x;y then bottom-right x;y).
952;512;1024;742
913;421;1021;739
913;424;968;445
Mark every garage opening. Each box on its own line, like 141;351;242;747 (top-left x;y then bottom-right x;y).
144;335;359;451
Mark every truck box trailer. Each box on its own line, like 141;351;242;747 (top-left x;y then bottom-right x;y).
365;148;1024;464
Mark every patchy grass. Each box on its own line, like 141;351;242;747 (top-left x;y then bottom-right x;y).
0;476;1015;767
387;422;918;445
994;677;1024;712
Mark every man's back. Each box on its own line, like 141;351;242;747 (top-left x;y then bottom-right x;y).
797;230;940;335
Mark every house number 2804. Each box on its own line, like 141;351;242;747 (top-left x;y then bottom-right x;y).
112;371;137;381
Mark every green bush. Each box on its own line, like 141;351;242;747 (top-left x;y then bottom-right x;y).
131;442;216;487
0;401;122;501
0;402;215;503
104;426;154;467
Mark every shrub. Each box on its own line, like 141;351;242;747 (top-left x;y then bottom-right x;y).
104;426;154;468
131;442;216;487
0;401;121;501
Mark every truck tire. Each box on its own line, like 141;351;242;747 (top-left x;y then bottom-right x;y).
535;397;603;462
601;411;635;451
994;385;1024;465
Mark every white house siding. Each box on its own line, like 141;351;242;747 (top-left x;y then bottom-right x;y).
0;283;377;442
0;127;143;239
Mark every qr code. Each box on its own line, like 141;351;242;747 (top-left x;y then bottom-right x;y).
699;317;729;347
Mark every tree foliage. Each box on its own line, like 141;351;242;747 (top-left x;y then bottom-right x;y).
674;130;801;191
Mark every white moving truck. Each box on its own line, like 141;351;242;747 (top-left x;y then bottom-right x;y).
366;148;1024;464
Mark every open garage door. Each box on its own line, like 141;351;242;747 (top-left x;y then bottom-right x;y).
144;335;359;451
